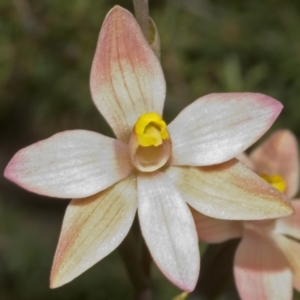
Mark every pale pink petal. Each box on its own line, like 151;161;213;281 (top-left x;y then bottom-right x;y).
168;93;282;166
191;208;243;243
4;130;132;198
250;130;299;198
234;229;292;300
137;172;199;291
90;6;166;143
165;160;293;220
50;174;137;288
236;152;255;170
275;199;300;240
275;235;300;292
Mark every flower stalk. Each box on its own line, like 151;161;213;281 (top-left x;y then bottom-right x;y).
118;231;152;300
133;0;149;42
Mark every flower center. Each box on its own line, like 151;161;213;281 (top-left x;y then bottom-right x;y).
259;174;286;193
135;112;169;147
129;112;172;172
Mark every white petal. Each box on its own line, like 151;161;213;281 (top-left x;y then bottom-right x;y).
90;6;166;143
234;229;292;300
137;172;199;291
50;174;137;288
168;93;282;166
165;160;293;220
4;130;133;198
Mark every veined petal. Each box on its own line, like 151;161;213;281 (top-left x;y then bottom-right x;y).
90;6;166;143
165;160;293;220
191;208;242;243
275;200;300;240
50;174;137;288
4;130;133;198
137;172;199;291
168;93;282;166
250;130;299;198
234;229;292;300
275;235;300;291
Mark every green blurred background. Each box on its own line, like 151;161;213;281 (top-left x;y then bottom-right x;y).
1;0;300;299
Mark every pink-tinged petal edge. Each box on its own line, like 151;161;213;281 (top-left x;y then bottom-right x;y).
4;130;133;198
168;93;282;166
275;199;300;240
90;6;166;143
165;160;293;220
50;174;137;288
234;228;292;300
250;130;299;198
137;172;199;291
275;234;300;292
191;208;243;243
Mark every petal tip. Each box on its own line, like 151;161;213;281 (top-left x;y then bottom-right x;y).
4;155;20;185
3;154;44;196
270;199;295;219
49;244;73;289
250;93;283;125
166;274;197;292
50;260;70;289
181;282;197;293
260;93;283;118
49;278;60;289
106;5;131;20
281;202;295;217
49;274;65;289
4;161;13;181
260;191;295;220
50;261;61;289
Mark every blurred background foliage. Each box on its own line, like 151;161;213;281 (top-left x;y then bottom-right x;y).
1;0;300;299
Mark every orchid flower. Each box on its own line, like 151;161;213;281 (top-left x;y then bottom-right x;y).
193;130;300;299
4;6;293;291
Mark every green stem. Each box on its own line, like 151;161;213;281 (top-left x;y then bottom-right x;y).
141;238;152;278
118;231;152;300
132;0;149;41
190;239;240;300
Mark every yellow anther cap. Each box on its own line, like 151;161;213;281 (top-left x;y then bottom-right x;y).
134;112;169;147
260;174;286;193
